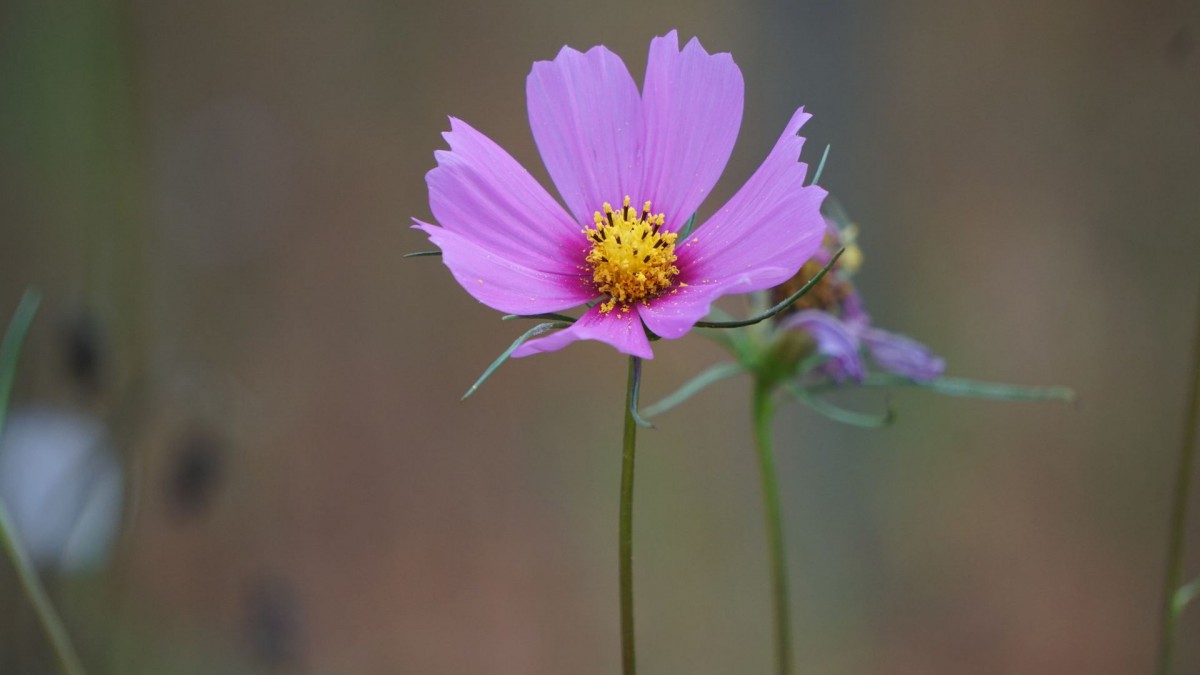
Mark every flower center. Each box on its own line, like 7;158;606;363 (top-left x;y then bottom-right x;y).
585;196;680;314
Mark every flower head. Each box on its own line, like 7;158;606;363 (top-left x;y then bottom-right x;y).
415;31;827;359
773;216;945;383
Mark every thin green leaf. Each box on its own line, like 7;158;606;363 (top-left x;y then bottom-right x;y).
629;356;654;428
810;144;831;186
695;248;845;329
0;290;85;675
678;213;697;240
786;382;894;428
403;250;442;258
462;321;570;400
1173;576;1200;616
642;362;744;418
853;374;1076;402
501;312;578;323
0;289;42;435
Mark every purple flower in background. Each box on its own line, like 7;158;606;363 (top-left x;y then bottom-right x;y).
415;31;826;359
774;218;945;382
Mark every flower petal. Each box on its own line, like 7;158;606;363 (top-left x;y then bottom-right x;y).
428;118;585;270
636;267;793;339
860;327;945;381
679;106;826;292
781;310;866;382
414;221;593;315
641;31;744;229
527;44;644;224
511;305;654;359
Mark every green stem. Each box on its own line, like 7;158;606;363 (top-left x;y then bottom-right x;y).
0;290;86;675
1155;288;1200;675
0;507;86;675
753;383;792;675
619;356;640;675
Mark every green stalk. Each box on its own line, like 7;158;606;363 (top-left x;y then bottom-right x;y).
619;356;640;675
753;382;792;675
0;290;86;675
0;509;87;675
1155;287;1200;675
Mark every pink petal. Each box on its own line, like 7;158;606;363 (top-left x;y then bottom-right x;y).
860;327;945;381
428;118;585;271
527;44;644;224
511;305;654;359
641;31;744;229
781;310;866;382
415;221;593;315
678;106;826;292
636;267;791;339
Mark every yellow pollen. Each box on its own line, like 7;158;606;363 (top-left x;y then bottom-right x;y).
833;224;863;275
584;196;679;313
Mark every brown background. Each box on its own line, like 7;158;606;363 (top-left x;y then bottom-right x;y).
1;0;1199;672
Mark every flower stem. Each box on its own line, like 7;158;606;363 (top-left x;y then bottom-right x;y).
753;382;792;675
0;290;86;675
619;356;640;675
0;507;87;675
1155;287;1200;675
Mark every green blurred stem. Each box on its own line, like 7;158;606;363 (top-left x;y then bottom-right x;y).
0;291;86;675
0;508;86;675
619;356;640;675
1155;287;1200;675
753;383;792;675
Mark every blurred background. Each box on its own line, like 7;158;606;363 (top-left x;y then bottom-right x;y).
1;0;1198;673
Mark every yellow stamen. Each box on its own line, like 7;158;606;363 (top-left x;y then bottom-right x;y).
837;224;862;275
584;196;679;313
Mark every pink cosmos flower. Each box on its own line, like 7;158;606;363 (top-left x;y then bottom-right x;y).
415;31;827;359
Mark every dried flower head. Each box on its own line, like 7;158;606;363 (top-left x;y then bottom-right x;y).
775;217;944;383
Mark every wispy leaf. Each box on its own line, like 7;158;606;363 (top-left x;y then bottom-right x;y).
786;382;894;428
0;289;42;435
463;321;570;400
849;374;1076;402
678;213;697;240
642;362;744;418
810;144;831;186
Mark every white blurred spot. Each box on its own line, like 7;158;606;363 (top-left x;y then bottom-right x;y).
0;406;124;573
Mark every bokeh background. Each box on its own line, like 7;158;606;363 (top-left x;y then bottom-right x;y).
2;0;1199;673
